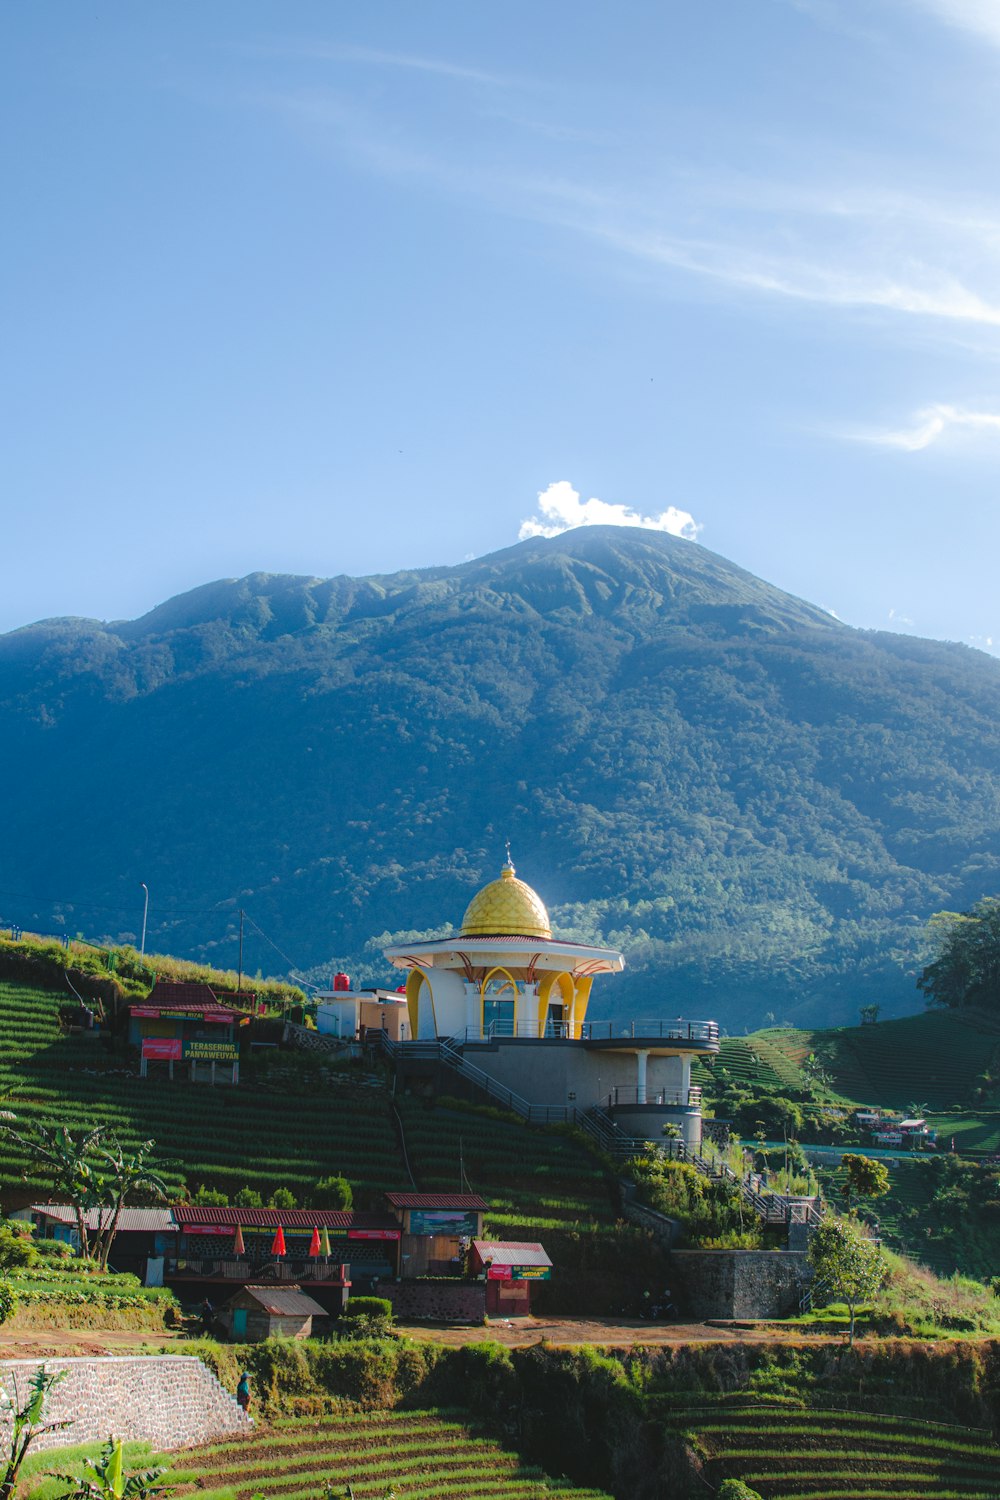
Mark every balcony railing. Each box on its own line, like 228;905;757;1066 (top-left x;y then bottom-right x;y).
166;1257;349;1283
459;1018;719;1046
606;1086;703;1109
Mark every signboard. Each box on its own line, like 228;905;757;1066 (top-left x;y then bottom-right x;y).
875;1131;903;1146
349;1228;400;1241
141;1039;182;1061
513;1265;551;1281
486;1264;512;1280
133;1007;233;1022
408;1209;480;1237
183;1040;239;1061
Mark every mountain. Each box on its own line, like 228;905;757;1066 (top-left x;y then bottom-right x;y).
2;525;1000;1032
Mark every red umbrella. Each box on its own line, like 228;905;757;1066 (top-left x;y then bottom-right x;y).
270;1225;286;1256
308;1227;321;1258
232;1224;246;1256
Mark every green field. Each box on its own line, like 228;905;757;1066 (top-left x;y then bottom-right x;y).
669;1404;1000;1499
177;1409;613;1500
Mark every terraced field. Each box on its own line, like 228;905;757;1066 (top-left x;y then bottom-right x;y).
179;1408;613;1500
395;1097;614;1232
670;1405;1000;1499
0;983;408;1202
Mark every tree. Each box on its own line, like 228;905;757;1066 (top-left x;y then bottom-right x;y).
808;1216;888;1345
234;1187;263;1208
192;1186;227;1206
841;1154;890;1210
0;1224;35;1275
0;1368;70;1500
918;899;1000;1011
313;1175;353;1210
50;1438;171;1500
90;1140;168;1271
0;1124;108;1258
858;1003;880;1025
268;1187;296;1210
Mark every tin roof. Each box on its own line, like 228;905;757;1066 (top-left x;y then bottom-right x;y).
29;1205;177;1233
237;1285;328;1317
385;1192;488;1210
175;1206;396;1231
472;1240;552;1268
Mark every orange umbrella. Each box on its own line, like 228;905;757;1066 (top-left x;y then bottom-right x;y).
271;1225;286;1256
308;1227;321;1258
233;1224;246;1255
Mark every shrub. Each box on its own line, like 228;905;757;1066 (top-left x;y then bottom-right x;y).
343;1295;392;1320
0;1279;17;1325
719;1482;764;1500
192;1186;228;1206
0;1224;36;1273
313;1174;352;1210
234;1188;263;1208
34;1238;73;1261
268;1187;297;1210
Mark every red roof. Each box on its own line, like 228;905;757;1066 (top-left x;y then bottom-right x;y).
385;1192;487;1210
175;1206;396;1231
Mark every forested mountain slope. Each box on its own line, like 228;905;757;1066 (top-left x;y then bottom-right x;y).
2;525;1000;1030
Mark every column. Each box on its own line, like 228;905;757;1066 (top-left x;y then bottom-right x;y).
636;1048;649;1105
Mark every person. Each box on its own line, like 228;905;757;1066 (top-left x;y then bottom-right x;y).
236;1372;251;1413
201;1297;215;1335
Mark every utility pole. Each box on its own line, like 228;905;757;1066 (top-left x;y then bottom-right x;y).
238;908;244;995
140;883;149;956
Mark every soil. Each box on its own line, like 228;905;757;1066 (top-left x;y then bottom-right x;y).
396;1314;826;1346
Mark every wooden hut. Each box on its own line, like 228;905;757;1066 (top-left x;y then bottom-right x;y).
218;1284;328;1341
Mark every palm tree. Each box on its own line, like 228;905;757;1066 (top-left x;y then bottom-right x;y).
0;1123;108;1258
50;1437;171;1500
91;1139;168;1271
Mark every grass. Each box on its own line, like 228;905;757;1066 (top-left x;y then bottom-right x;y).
668;1404;1000;1499
172;1408;613;1500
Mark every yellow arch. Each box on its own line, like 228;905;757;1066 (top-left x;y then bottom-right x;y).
537;971;574;1034
571;975;593;1036
405;969;437;1040
480;967;519;1035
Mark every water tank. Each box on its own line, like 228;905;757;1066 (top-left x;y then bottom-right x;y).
333;972;351;992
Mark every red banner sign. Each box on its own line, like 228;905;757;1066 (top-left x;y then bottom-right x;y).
141;1039;182;1061
348;1229;400;1241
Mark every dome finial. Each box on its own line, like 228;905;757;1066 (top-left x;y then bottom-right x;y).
503;839;514;877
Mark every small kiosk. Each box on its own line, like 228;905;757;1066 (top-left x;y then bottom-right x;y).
471;1239;552;1316
386;1192;487;1277
130;982;250;1084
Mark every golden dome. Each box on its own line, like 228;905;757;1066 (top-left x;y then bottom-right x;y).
460;857;552;939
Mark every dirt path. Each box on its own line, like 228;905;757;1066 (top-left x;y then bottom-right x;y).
397;1314;824;1347
0;1326;191;1359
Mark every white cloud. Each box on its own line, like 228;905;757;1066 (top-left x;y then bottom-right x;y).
888;607;916;626
912;0;1000;49
863;403;1000;450
519;481;701;541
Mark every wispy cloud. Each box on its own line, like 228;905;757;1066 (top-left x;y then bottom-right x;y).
301;43;520;89
519;481;701;542
862;402;1000;450
912;0;1000;49
888;607;916;626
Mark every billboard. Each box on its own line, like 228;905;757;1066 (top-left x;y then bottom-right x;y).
141;1039;182;1061
408;1209;480;1237
183;1040;239;1061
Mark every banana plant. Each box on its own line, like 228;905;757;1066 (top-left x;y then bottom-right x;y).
0;1367;71;1500
49;1437;172;1500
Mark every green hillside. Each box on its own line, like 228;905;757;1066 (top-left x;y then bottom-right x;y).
5;526;1000;1030
178;1409;613;1500
669;1405;1000;1500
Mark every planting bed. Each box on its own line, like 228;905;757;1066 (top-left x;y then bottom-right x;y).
178;1408;613;1500
670;1403;1000;1499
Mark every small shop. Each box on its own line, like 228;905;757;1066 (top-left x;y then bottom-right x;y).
385;1192;487;1277
217;1284;327;1341
130;982;250;1084
471;1239;552;1317
316;983;410;1041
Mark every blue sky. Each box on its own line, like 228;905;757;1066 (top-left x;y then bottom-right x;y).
4;0;1000;653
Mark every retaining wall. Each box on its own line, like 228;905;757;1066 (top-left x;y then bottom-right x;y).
670;1249;811;1319
376;1279;486;1324
0;1355;250;1452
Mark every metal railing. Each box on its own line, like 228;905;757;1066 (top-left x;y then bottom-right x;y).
607;1086;702;1109
166;1257;349;1282
457;1017;719;1045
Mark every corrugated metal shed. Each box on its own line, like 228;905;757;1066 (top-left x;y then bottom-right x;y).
472;1240;552;1268
385;1192;488;1210
29;1205;177;1233
239;1285;328;1317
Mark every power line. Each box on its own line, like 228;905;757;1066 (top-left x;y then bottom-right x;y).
240;912;322;993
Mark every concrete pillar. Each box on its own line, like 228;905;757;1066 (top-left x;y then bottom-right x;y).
636;1049;650;1104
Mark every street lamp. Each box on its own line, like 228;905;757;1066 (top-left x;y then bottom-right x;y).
140;883;149;956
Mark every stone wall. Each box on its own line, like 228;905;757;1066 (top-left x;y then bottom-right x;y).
670;1250;811;1320
376;1279;486;1324
0;1356;250;1453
